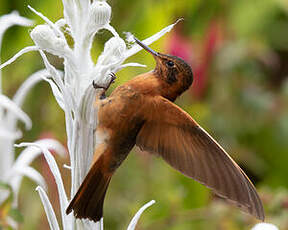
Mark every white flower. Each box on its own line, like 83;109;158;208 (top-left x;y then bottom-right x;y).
0;70;49;190
0;0;180;229
0;12;67;230
30;24;72;58
16;142;70;230
251;223;279;230
0;12;35;206
89;1;111;30
0;11;33;45
17;140;156;230
98;36;126;65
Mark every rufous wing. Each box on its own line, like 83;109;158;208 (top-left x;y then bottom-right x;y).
136;96;264;221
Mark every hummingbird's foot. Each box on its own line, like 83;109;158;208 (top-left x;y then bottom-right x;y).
92;72;117;90
92;80;106;90
108;72;117;86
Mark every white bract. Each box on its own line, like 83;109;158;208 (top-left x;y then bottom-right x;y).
0;11;37;205
0;0;179;229
0;12;67;229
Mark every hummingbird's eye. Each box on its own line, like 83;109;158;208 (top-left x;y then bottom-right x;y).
166;60;174;68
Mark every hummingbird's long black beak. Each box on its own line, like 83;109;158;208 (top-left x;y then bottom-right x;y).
133;37;159;57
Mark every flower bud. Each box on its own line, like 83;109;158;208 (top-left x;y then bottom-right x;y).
97;37;126;65
90;1;111;28
30;24;71;57
104;37;126;57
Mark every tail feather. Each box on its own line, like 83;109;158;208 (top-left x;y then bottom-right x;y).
66;160;111;222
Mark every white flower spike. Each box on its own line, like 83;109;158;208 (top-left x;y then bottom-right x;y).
0;12;66;230
0;0;181;229
30;24;72;58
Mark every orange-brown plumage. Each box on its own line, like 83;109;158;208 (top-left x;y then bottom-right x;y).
66;38;264;222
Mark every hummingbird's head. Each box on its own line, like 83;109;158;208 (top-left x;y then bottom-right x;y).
134;37;193;101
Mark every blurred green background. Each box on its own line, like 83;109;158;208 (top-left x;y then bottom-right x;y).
1;0;288;229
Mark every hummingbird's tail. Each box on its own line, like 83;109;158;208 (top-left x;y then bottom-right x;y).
66;156;111;222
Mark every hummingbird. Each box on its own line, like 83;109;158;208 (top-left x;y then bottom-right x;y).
66;37;265;222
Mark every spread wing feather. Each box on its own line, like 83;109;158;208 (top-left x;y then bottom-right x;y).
136;96;264;220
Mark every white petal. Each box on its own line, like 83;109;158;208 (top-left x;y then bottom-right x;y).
11;139;66;205
124;19;182;59
36;186;61;230
114;62;146;72
39;51;74;142
0;46;39;70
0;11;33;28
14;138;67;169
0;95;32;129
0;11;33;40
16;142;70;230
127;200;156;230
13;69;47;107
41;54;76;134
5;70;45;133
44;77;65;110
10;166;47;190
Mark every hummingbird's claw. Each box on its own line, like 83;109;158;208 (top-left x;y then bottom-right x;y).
92;80;105;90
107;72;117;88
92;73;117;90
109;72;117;83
